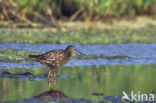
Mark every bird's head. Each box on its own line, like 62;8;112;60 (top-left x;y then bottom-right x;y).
65;45;85;55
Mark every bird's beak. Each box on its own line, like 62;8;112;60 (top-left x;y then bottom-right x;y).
74;50;86;55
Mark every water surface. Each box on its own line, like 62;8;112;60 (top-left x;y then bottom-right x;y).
0;65;156;102
0;43;156;103
1;43;156;58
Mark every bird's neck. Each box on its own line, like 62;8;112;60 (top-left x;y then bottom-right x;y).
65;51;72;58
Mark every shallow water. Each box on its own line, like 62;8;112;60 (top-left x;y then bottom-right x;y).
0;65;156;103
1;58;156;69
0;43;156;103
1;43;156;68
1;43;156;58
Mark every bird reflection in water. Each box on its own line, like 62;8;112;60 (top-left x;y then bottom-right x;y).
48;78;56;89
35;80;68;98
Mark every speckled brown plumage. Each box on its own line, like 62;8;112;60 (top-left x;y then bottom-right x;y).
29;49;72;68
29;45;84;80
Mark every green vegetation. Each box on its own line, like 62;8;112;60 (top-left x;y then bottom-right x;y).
0;21;156;44
0;49;36;62
0;0;156;22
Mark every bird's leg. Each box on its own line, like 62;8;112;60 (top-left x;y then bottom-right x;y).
53;79;56;89
48;81;51;89
48;69;51;81
53;68;56;80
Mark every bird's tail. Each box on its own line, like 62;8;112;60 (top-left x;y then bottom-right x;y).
29;54;45;61
28;55;38;59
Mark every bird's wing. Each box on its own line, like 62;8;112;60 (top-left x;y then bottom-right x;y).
39;50;64;61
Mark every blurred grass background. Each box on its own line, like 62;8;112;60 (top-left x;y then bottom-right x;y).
0;0;156;44
0;23;156;44
0;0;156;23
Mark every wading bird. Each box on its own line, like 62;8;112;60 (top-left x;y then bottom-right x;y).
29;45;85;80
